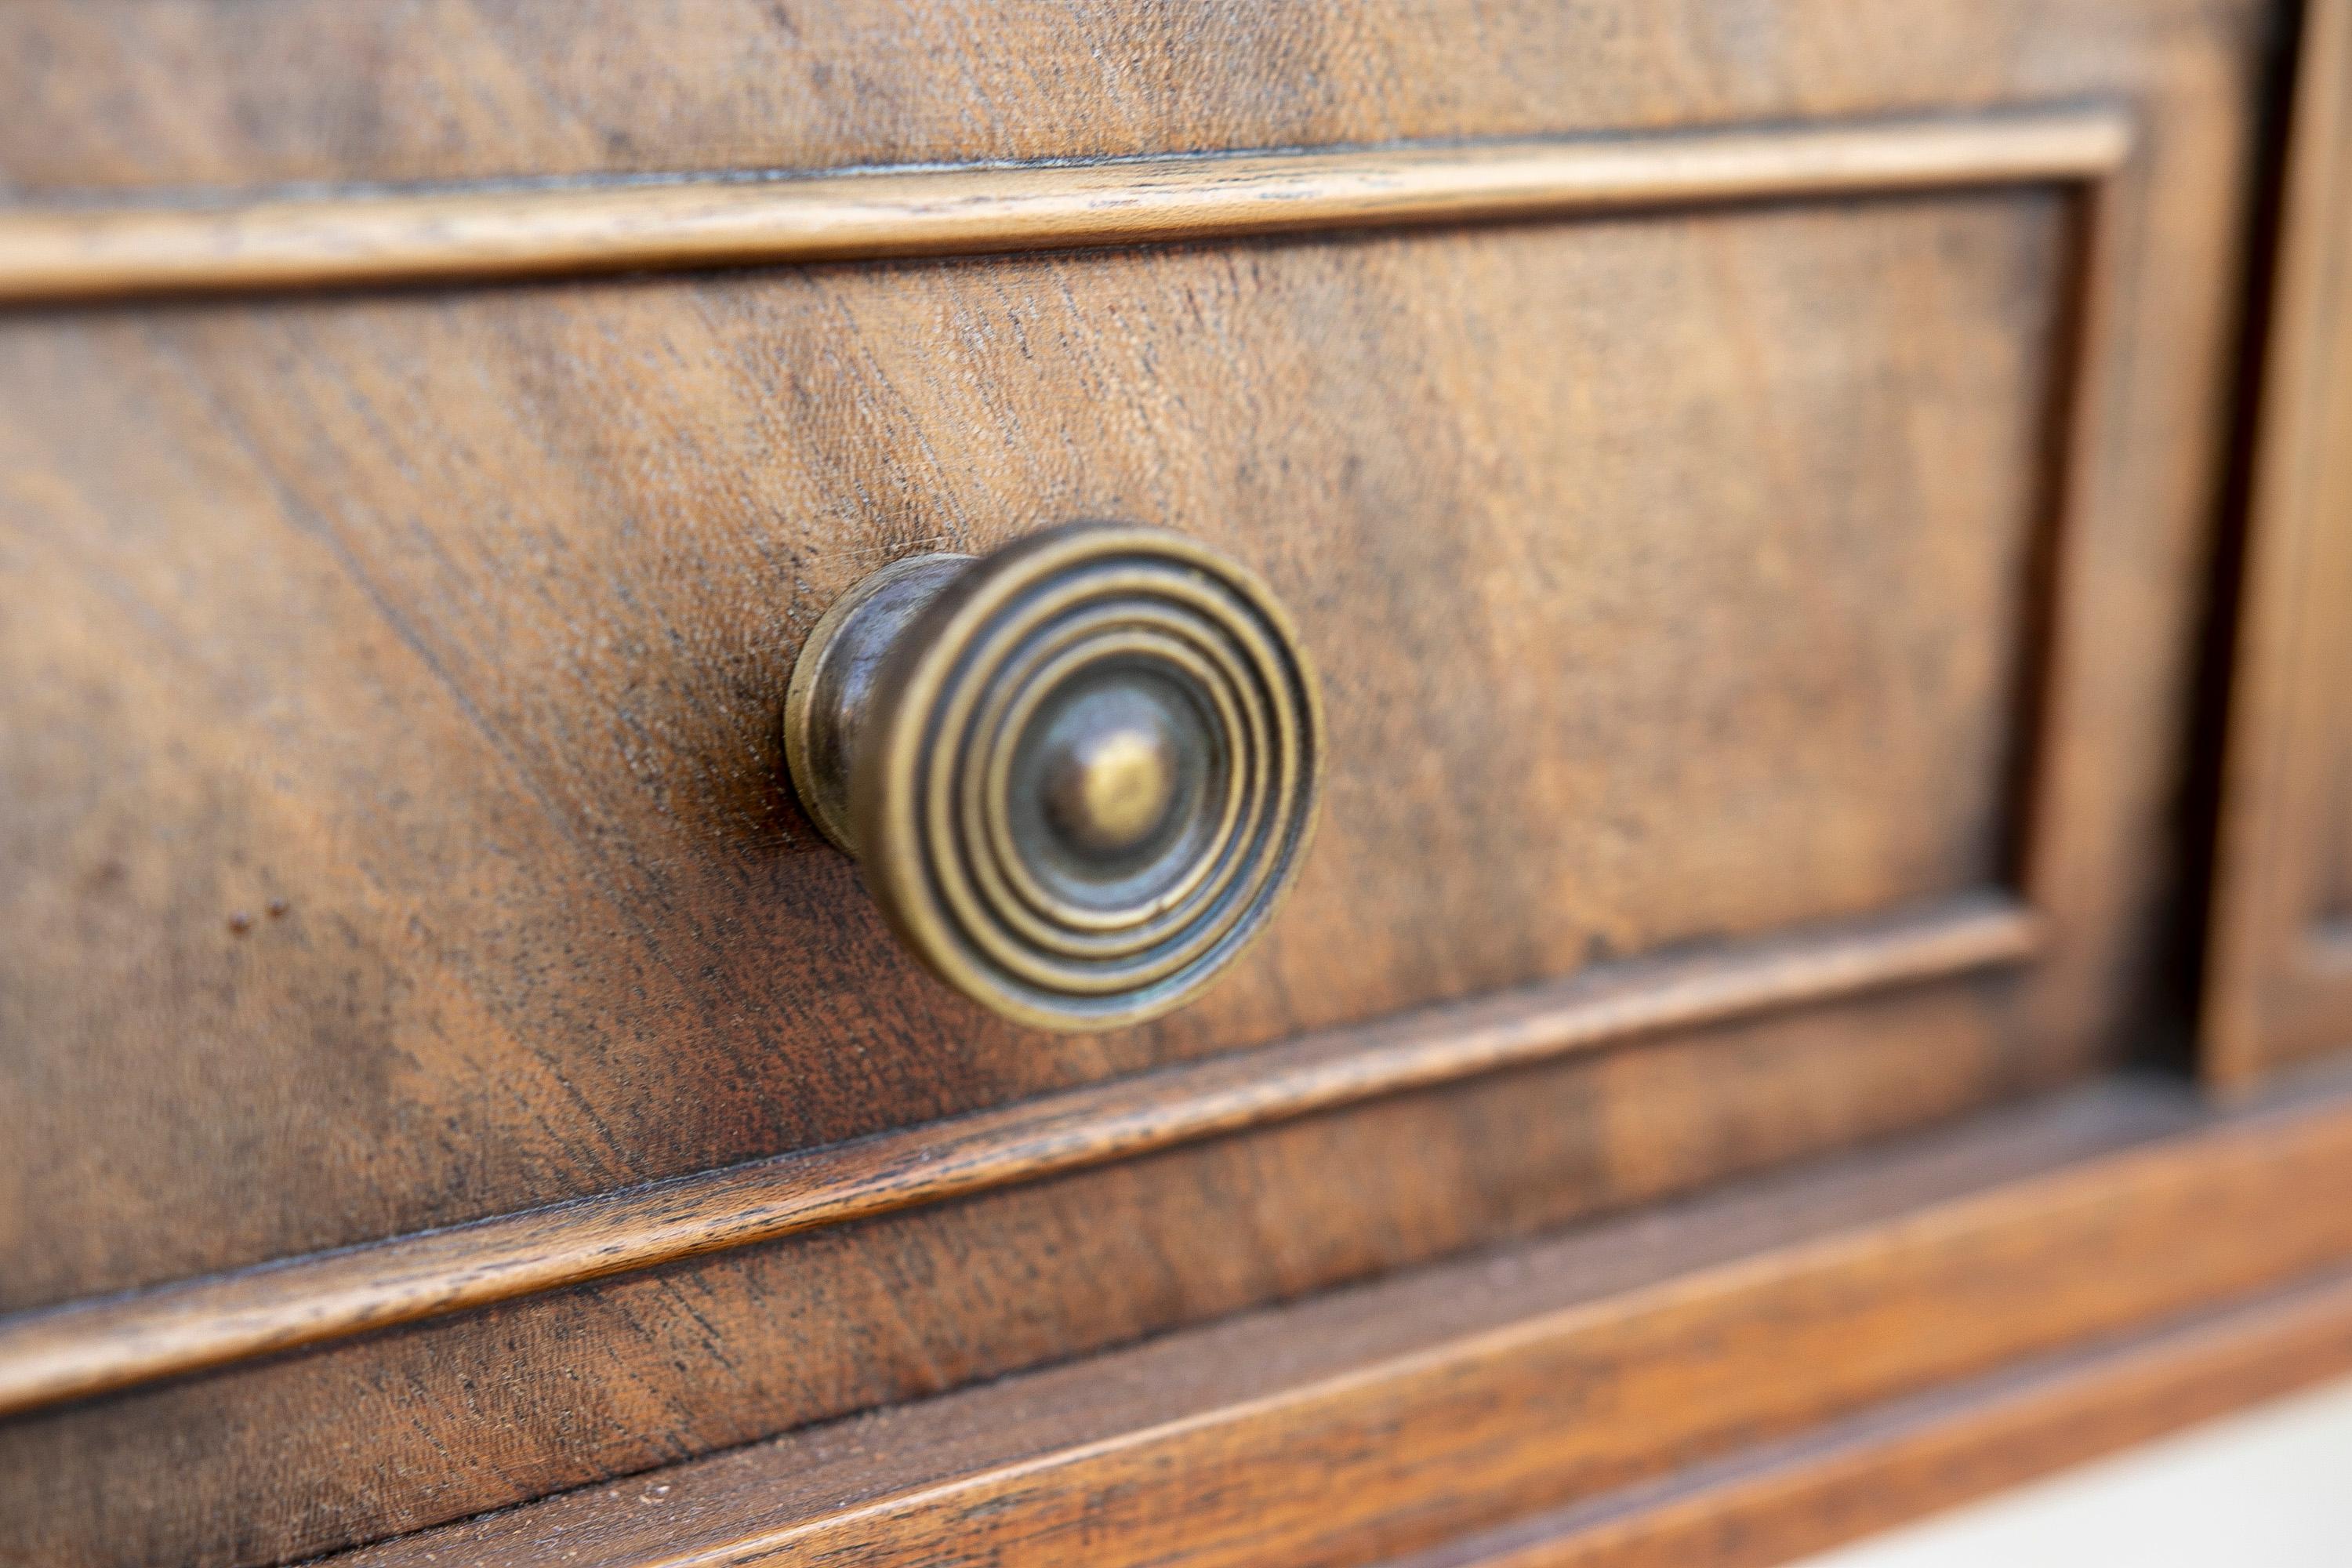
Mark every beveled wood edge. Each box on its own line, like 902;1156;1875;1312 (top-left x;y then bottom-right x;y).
0;107;2130;305
0;894;2035;1419
1398;1261;2352;1568
328;1066;2352;1568
2205;0;2352;1087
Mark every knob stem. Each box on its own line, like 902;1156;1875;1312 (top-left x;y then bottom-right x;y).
782;553;971;856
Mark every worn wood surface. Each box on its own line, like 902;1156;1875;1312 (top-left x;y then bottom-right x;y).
0;4;2283;1566
2207;0;2352;1085
329;1070;2352;1568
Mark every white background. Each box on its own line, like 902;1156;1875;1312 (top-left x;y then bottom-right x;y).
1795;1374;2352;1567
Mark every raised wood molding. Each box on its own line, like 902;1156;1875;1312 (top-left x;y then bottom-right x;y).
1396;1263;2352;1568
2206;0;2352;1085
0;108;2128;305
0;895;2032;1419
334;1069;2352;1568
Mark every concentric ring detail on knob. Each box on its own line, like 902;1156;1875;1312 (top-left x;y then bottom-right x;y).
846;524;1322;1030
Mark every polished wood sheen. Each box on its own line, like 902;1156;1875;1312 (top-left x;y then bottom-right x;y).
2207;0;2352;1085
337;1073;2352;1568
1401;1266;2352;1568
0;3;2290;1566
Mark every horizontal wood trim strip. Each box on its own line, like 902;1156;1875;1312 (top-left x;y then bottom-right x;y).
1402;1262;2352;1568
0;109;2129;305
336;1070;2352;1568
0;895;2034;1417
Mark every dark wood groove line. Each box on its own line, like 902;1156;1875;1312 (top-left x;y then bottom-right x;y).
0;109;2129;304
0;894;2036;1419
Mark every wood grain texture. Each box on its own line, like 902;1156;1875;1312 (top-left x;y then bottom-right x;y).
328;1070;2352;1568
0;982;2044;1568
0;111;2127;305
1396;1262;2352;1568
0;5;2280;1566
0;0;2264;197
0;894;2034;1420
0;182;2096;1312
2206;0;2352;1085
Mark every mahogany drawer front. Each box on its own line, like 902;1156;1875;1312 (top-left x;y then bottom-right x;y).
0;2;2282;1565
5;183;2092;1306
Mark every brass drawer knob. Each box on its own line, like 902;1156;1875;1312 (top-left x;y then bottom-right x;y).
785;523;1323;1031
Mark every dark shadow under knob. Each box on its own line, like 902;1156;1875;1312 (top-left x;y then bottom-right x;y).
784;523;1323;1032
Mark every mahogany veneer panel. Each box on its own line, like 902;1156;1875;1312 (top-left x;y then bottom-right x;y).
2;165;2162;1566
3;191;2076;1307
0;3;2282;1566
